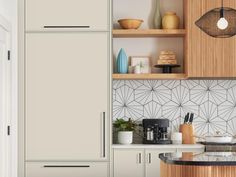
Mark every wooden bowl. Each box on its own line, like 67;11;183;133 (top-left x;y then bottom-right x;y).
118;19;143;29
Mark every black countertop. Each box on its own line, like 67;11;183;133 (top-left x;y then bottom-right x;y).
159;152;236;166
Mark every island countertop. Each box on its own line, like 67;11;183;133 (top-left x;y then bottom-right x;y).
159;152;236;166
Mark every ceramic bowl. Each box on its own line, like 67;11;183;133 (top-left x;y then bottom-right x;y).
118;19;143;29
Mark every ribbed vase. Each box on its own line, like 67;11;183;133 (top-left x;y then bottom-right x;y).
153;0;162;29
116;48;128;74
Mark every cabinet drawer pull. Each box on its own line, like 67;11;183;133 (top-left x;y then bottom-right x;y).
43;165;90;168
43;26;90;29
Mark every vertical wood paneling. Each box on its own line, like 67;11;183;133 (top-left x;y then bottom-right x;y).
187;0;236;77
161;162;236;177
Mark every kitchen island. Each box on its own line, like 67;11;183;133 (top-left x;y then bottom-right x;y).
159;152;236;177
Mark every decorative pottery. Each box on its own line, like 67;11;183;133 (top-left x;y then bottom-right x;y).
118;131;133;144
116;48;128;74
153;0;162;29
118;19;143;29
162;12;180;29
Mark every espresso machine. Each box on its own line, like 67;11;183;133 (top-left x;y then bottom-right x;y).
142;119;172;144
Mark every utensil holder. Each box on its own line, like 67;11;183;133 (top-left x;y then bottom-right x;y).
179;124;196;144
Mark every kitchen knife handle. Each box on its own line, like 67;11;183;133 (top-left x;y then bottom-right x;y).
184;112;190;124
189;113;194;124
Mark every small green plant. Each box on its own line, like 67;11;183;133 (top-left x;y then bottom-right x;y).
114;118;137;131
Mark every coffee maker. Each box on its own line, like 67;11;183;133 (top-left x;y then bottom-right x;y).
142;119;172;144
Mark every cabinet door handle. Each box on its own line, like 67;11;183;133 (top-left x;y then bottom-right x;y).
138;153;142;164
43;165;90;168
148;153;152;164
43;26;90;29
102;112;106;158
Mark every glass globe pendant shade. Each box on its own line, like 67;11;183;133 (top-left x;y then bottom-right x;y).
217;17;228;30
195;7;236;38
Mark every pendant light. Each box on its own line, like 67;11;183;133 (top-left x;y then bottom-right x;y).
195;0;236;38
217;0;229;30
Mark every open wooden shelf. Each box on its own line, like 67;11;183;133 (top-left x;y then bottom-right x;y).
112;73;187;80
113;29;186;38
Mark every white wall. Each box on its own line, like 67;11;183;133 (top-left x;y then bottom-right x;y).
0;1;18;177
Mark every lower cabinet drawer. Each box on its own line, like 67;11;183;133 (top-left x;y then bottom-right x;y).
26;162;108;177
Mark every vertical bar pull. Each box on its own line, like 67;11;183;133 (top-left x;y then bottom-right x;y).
148;153;152;164
7;126;10;135
138;153;142;164
102;112;106;158
8;50;10;60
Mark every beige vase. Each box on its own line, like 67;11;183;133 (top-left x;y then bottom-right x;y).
162;12;180;29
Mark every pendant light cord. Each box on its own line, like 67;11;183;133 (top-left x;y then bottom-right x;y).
220;0;224;18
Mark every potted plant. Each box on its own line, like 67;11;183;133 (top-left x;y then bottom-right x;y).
114;118;137;144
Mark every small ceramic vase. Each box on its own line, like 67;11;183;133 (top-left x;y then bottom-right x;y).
153;0;162;29
162;12;180;29
116;48;128;74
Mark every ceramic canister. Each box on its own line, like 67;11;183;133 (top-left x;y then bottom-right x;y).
171;132;182;144
162;12;180;29
116;48;128;74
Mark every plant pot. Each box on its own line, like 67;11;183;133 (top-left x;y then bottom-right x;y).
118;131;133;144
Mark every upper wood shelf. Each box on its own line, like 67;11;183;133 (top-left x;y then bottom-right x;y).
113;73;187;80
113;29;186;38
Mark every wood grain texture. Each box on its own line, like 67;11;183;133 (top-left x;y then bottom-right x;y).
186;0;236;77
112;74;187;80
179;124;196;144
113;29;186;38
161;162;236;177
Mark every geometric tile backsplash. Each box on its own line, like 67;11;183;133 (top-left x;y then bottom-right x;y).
113;80;236;136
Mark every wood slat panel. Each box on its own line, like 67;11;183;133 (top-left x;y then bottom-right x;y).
186;0;236;77
161;162;236;177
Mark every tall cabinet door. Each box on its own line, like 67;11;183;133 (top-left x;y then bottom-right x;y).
25;33;109;161
187;0;236;77
26;0;109;31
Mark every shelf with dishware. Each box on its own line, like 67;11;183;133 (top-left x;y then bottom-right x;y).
113;0;186;78
113;29;186;38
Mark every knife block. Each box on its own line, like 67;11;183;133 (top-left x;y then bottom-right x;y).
179;124;196;144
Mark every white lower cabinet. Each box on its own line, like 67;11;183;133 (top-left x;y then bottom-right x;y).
145;149;175;177
26;162;108;177
113;147;205;177
113;149;144;177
